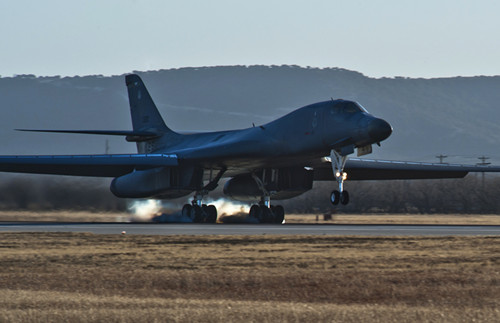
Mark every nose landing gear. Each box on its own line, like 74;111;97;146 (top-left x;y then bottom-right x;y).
330;149;350;206
330;190;349;205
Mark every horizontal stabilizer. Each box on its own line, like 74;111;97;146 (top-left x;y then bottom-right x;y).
15;129;160;142
0;153;178;177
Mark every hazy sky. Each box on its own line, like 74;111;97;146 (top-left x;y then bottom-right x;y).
1;0;499;78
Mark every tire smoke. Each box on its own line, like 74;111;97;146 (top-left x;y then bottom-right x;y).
127;198;250;222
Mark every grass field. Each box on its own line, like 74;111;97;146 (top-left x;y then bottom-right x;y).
1;233;499;322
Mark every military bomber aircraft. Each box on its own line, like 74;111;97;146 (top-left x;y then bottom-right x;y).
0;74;499;223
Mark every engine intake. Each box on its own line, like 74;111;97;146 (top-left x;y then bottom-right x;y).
223;167;313;201
110;166;202;199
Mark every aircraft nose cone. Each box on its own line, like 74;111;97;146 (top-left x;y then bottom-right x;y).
368;118;392;142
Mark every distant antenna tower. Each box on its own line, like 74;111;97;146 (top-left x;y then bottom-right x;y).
476;155;491;190
477;156;491;166
436;154;448;164
477;156;490;189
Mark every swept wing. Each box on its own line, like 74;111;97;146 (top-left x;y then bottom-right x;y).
0;154;178;177
312;157;500;181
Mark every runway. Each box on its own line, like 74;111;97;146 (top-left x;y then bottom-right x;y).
1;222;500;236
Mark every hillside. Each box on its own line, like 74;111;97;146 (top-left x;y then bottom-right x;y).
1;66;499;164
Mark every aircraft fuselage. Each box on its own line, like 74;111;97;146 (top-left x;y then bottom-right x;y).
156;100;392;174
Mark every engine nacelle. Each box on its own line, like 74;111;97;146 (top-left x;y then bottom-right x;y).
223;174;262;201
223;167;314;201
110;166;203;199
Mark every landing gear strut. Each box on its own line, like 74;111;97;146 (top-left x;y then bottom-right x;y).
330;149;350;206
181;167;226;223
248;174;285;223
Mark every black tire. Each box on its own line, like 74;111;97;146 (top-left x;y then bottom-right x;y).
201;205;209;222
192;205;204;223
330;190;340;205
249;205;261;221
340;191;350;205
273;205;285;224
205;205;217;223
260;205;271;223
182;204;193;220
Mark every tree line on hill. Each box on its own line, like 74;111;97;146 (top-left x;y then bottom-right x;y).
2;66;500;164
281;175;500;214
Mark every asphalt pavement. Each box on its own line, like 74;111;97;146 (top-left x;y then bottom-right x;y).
1;222;500;236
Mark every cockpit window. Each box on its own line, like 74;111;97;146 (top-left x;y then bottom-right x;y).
330;101;367;115
344;102;358;113
355;102;369;113
329;105;341;114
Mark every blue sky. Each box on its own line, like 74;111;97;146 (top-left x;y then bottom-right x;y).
1;0;499;78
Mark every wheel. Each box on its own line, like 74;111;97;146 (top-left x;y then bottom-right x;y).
273;205;285;224
191;205;204;223
205;205;217;223
182;204;193;219
330;190;340;205
340;191;350;205
201;204;209;222
249;205;261;221
260;205;272;223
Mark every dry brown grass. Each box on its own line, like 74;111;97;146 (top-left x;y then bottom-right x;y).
0;211;127;222
2;290;499;323
1;233;500;322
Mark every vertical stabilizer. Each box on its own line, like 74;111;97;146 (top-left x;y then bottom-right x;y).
126;74;171;132
125;74;178;153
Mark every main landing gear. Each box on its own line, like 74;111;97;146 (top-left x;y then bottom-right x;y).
247;175;285;224
181;193;218;223
181;167;226;223
330;149;350;206
248;198;285;224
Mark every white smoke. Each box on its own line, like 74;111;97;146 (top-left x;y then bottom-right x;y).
208;198;249;216
127;198;251;222
127;199;165;221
